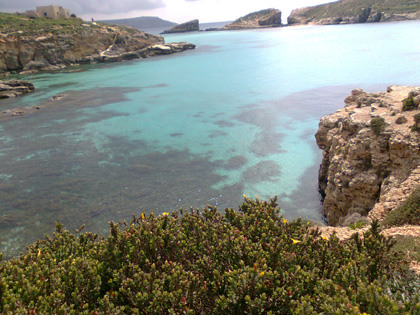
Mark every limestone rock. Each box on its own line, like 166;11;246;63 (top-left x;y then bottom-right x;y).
287;0;420;26
161;20;199;34
316;86;420;226
223;9;282;30
0;23;166;74
0;80;35;99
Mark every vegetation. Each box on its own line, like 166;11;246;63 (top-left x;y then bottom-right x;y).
383;187;420;226
412;113;420;131
348;220;368;230
294;0;420;19
370;117;386;136
402;96;418;111
0;13;134;37
0;13;85;36
392;235;420;264
232;9;279;24
1;197;420;314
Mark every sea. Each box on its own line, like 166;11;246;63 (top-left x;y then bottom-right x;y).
1;20;420;258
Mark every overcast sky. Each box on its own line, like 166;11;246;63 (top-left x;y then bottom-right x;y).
1;0;334;23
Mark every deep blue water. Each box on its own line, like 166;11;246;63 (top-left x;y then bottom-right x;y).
1;21;420;258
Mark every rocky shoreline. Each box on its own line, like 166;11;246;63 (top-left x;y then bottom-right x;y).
288;1;420;26
0;16;195;76
0;80;34;99
316;85;420;226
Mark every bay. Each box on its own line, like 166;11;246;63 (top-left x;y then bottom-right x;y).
1;21;420;258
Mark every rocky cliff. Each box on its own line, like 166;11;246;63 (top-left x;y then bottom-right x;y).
0;13;195;75
288;0;420;25
222;9;282;30
316;86;420;226
161;20;199;34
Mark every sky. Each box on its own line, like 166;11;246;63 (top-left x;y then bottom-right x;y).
1;0;334;23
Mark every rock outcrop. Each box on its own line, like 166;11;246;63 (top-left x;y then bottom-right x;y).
222;9;282;30
161;20;199;34
0;80;34;98
0;14;196;75
287;0;420;26
316;86;420;226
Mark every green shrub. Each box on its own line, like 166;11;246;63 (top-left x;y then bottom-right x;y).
370;117;386;136
402;96;417;111
348;220;367;230
1;197;419;314
383;186;420;227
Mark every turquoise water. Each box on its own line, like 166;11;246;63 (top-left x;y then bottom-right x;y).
1;21;420;258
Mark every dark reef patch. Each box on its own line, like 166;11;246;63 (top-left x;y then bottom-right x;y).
214;119;235;127
224;155;248;169
242;160;281;183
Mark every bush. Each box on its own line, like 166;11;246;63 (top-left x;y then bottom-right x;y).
383;186;420;227
370;117;386;136
402;96;417;111
1;197;419;314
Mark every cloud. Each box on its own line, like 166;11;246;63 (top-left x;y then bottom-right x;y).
1;0;166;15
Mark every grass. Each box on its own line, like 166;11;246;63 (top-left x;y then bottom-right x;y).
393;235;420;263
383;186;420;226
296;0;420;18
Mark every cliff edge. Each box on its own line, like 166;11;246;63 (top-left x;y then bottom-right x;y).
316;86;420;226
288;0;420;25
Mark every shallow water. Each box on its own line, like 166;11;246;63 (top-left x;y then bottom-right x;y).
1;21;420;258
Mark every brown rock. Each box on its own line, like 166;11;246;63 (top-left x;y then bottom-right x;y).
316;85;420;225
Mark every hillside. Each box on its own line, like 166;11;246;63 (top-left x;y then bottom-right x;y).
222;8;282;30
288;0;420;25
0;13;194;75
101;16;177;31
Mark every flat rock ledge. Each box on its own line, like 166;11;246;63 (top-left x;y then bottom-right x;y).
18;42;196;75
0;80;35;99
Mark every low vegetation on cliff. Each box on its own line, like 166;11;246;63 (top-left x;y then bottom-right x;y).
287;0;420;25
0;13;168;74
1;197;420;314
223;9;282;30
383;187;420;227
0;12;88;36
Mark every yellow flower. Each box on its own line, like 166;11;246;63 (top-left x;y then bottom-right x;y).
243;194;247;199
141;213;145;221
37;249;41;257
162;212;169;216
354;306;359;311
259;271;265;277
291;238;301;245
282;218;287;224
322;236;328;240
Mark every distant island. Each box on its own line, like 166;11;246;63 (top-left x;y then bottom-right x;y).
161;19;200;34
288;0;420;25
100;16;177;31
222;8;282;30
